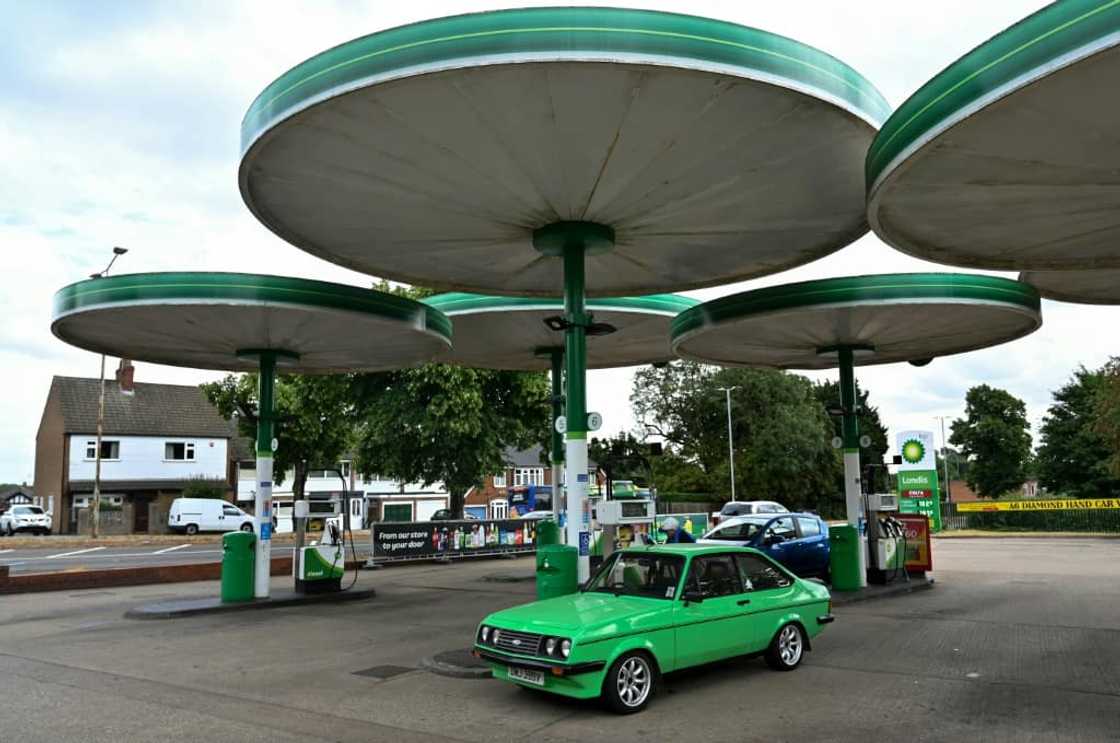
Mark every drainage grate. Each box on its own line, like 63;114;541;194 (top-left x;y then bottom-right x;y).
353;665;415;679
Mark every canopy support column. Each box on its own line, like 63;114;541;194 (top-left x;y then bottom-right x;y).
837;346;867;588
563;245;590;582
255;352;276;599
550;349;565;524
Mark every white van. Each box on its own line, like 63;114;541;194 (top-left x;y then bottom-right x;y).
168;498;254;535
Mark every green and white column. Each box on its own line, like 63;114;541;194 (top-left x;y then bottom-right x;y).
836;346;868;588
534;221;614;583
550;349;565;524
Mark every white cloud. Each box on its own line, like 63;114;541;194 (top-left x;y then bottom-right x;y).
2;0;1110;483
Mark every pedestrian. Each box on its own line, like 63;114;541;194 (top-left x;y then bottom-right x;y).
659;516;695;543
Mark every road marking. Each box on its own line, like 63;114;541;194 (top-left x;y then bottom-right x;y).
46;547;106;559
0;549;13;554
151;544;191;555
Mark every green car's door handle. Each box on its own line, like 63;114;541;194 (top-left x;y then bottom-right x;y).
737;598;751;606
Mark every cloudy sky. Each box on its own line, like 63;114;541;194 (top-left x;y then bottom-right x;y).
3;0;1113;484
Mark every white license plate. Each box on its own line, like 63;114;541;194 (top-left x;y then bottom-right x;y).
508;667;545;686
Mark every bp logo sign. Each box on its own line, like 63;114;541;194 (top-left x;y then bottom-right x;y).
901;438;926;465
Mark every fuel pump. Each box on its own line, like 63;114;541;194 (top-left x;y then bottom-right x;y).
864;492;905;584
294;492;345;593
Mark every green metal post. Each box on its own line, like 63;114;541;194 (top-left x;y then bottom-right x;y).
550;349;565;520
837;346;867;587
563;244;590;581
254;352;276;599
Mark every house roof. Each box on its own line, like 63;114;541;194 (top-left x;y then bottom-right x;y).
501;444;595;469
49;376;234;438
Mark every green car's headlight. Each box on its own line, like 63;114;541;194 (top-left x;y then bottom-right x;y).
560;639;571;658
479;626;490;643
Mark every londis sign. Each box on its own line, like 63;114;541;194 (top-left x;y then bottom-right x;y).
958;498;1120;512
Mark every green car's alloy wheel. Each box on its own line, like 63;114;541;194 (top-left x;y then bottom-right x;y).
767;623;805;671
604;652;655;714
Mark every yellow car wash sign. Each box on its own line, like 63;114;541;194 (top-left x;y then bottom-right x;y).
958;498;1120;512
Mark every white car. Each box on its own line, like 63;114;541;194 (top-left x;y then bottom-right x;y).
516;510;557;520
711;500;788;526
1;505;52;536
168;498;254;535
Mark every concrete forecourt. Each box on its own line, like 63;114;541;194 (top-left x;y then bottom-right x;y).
2;538;1119;741
50;272;452;599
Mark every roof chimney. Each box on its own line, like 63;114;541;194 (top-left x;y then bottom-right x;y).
116;358;135;395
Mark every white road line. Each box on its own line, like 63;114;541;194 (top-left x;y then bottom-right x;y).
0;549;13;554
152;544;191;555
46;547;106;559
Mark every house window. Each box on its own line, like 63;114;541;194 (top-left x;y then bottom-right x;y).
490;499;508;519
514;468;544;486
85;440;120;460
492;473;507;488
165;442;195;461
238;460;255;472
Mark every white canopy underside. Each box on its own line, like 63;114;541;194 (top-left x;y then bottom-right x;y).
1021;269;1120;305
53;301;447;373
675;300;1041;369
440;307;677;370
244;61;876;296
870;44;1120;271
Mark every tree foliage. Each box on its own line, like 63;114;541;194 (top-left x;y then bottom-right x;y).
1094;357;1120;480
1036;366;1120;498
201;373;355;501
350;365;549;518
631;361;843;514
949;385;1032;498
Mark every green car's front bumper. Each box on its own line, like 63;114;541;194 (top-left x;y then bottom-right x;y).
473;645;607;700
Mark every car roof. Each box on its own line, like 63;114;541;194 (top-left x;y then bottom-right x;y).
620;543;764;558
714;512;822;525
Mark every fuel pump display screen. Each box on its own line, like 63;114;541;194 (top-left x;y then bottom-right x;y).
621;502;649;519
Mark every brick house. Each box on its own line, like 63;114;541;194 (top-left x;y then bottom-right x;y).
34;360;235;535
464;444;596;519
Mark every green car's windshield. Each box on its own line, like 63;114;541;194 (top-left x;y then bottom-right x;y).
585;552;685;600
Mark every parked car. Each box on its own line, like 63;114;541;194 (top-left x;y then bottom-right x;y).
1;505;52;536
474;544;832;713
430;509;478;521
168;498;254;535
699;513;830;579
710;500;788;526
515;510;556;520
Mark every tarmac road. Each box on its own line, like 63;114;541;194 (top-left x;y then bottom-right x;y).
0;540;372;575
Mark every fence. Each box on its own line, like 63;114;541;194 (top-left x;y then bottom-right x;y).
941;498;1120;533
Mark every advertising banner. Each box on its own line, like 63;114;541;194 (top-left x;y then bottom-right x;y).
957;498;1120;512
371;519;538;562
896;513;932;571
895;430;942;531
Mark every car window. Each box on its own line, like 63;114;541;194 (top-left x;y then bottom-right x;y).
223;506;242;516
705;520;765;541
797;517;821;537
586;552;684;600
720;503;747;516
685;555;743;598
13;506;42;515
767;517;797;540
734;553;793;591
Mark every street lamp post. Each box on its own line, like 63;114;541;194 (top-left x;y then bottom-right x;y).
716;387;739;502
88;247;128;539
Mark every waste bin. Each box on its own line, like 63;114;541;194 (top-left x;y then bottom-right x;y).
536;519;560;546
829;524;862;592
221;531;256;603
536;544;578;600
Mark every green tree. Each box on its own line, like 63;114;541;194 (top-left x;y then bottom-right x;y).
202;373;355;503
1094;357;1120;479
589;433;654;487
632;361;841;514
350;365;549;518
181;476;226;500
949;385;1032;498
813;380;890;492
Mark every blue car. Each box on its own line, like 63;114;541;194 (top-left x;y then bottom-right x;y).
698;512;830;579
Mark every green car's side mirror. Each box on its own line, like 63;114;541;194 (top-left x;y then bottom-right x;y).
682;590;704;604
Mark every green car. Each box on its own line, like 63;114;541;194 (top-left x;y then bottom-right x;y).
474;544;834;713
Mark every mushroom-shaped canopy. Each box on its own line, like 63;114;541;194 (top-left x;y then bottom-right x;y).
671;273;1042;369
867;1;1120;271
52;273;451;373
241;6;890;297
427;293;696;370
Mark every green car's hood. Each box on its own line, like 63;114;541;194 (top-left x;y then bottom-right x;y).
487;591;670;639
